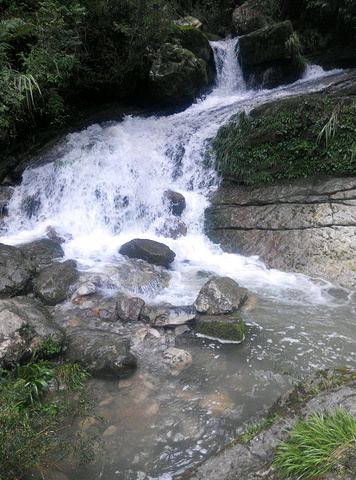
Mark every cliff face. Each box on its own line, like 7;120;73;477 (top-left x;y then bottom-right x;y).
206;176;356;289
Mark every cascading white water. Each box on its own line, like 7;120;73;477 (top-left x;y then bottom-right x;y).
2;39;348;307
3;39;356;480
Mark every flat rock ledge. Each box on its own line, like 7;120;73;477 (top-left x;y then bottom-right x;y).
182;369;356;480
205;175;356;289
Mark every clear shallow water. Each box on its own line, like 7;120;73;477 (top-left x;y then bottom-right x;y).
2;40;355;479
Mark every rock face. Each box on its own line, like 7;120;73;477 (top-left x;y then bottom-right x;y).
205;176;356;290
194;277;248;315
0;243;35;298
195;315;246;343
238;20;304;88
34;259;79;305
149;43;208;105
119;238;176;268
116;291;145;323
65;329;137;378
161;347;192;375
0;296;65;368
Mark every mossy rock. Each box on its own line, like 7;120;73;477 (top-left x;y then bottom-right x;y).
211;92;356;185
195;314;246;343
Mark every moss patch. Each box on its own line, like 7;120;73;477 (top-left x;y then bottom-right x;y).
211;93;356;185
195;314;246;343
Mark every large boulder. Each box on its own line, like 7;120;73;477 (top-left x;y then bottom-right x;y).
34;259;79;305
238;20;305;88
169;24;216;82
232;0;272;36
65;328;137;379
0;296;65;368
0;243;35;298
119;238;176;268
194;277;248;315
18;238;64;269
149;43;209;105
140;303;196;327
195;314;246;343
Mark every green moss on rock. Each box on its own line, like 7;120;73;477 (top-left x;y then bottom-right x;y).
195;314;246;343
211;93;356;185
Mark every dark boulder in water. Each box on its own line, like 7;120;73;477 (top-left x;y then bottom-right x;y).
119;238;176;268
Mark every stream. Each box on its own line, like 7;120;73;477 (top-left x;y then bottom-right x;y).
2;39;356;479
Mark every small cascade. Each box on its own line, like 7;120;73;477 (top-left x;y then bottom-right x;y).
211;38;246;95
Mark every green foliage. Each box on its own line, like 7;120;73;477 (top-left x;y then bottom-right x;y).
0;359;96;479
40;335;62;357
273;408;356;479
212;96;356;185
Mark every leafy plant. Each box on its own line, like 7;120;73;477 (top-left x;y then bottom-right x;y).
273;408;356;479
0;359;97;479
317;103;340;147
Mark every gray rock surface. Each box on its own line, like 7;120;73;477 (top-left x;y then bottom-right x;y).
0;296;65;367
65;328;137;378
34;259;79;305
194;277;248;315
0;243;35;298
205;176;356;289
116;291;145;323
18;238;64;269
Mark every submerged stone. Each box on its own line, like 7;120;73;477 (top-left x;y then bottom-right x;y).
195;314;246;343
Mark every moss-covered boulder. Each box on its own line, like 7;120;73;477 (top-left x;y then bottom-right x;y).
238;20;305;88
211;87;356;185
232;0;273;36
195;314;246;343
149;43;209;104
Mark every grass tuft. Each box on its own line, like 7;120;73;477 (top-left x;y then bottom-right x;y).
273;408;356;479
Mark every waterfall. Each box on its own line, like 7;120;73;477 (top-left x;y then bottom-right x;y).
1;39;346;305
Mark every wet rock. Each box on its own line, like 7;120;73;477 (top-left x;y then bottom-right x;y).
238;20;305;88
205;176;356;290
164;190;187;216
149;43;208;105
0;296;65;368
157;217;188;239
194;277;248;315
106;258;171;296
0;186;13;219
195;314;246;343
45;226;73;244
93;296;118;322
65;328;137;379
116;291;145;323
132;327;148;346
175;16;203;30
73;280;97;298
0;243;35;298
18;238;64;269
34;259;79;305
161;347;192;375
119;238;176;268
140;303;196;327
